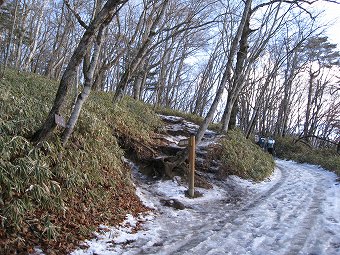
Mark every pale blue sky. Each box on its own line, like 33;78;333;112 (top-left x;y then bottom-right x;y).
318;1;340;47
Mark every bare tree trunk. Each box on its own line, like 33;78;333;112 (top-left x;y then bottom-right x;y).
133;70;144;100
45;2;68;78
221;7;252;132
228;96;239;130
133;56;148;100
14;1;28;70
73;66;80;107
192;43;222;116
156;42;172;106
93;66;107;91
168;40;188;108
24;1;47;71
2;0;19;76
246;106;260;138
303;68;319;139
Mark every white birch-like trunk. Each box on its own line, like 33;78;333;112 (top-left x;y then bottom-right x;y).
24;1;47;71
62;33;102;145
2;0;19;74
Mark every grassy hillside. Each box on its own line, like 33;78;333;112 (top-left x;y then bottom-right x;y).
215;130;275;182
275;136;340;176
0;69;161;254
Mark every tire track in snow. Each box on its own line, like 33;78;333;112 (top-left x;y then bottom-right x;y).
227;162;328;255
277;163;330;255
158;167;288;254
163;169;290;255
128;166;287;254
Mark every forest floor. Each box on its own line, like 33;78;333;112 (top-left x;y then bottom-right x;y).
67;116;340;255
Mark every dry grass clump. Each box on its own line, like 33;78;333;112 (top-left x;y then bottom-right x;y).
275;136;340;176
216;130;275;181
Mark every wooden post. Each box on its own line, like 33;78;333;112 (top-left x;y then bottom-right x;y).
188;135;195;198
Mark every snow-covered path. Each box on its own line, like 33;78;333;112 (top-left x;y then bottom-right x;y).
71;115;340;255
73;159;340;255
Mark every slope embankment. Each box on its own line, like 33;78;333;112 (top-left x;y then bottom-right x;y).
0;70;160;254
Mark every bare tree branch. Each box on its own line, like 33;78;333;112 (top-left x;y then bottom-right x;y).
295;135;338;145
253;0;318;14
64;0;89;29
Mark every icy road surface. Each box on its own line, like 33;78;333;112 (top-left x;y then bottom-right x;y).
72;159;340;255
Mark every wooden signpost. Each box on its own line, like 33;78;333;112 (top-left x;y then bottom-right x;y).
178;138;189;146
178;135;196;198
188;135;195;198
54;114;66;128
